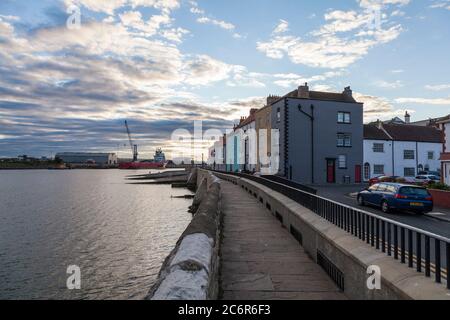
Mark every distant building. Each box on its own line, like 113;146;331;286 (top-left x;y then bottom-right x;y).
226;109;258;173
271;83;364;185
363;121;442;181
55;152;118;165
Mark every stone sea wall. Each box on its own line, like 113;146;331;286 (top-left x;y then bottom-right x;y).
146;169;222;300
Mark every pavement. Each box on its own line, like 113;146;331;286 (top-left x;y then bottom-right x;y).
312;184;450;238
219;180;346;300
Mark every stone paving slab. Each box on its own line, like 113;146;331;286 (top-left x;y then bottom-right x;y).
219;180;346;300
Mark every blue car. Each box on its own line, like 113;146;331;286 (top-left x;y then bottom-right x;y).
357;183;433;214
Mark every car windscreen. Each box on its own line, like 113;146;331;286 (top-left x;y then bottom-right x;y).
399;187;429;196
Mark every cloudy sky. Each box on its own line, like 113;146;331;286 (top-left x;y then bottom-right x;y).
0;0;449;159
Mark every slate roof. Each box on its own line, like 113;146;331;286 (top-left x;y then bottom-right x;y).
284;89;358;103
364;124;443;143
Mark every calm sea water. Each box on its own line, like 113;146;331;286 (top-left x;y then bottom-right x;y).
0;169;193;300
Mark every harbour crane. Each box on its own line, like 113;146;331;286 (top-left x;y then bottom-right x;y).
124;120;138;162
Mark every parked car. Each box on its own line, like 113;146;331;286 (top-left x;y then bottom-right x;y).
418;171;441;178
368;176;399;186
414;175;441;185
357;183;433;214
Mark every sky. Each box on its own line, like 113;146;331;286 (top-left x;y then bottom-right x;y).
0;0;449;160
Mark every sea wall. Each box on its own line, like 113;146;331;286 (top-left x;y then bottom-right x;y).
147;169;222;300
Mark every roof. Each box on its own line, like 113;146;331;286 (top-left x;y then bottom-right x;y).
364;125;391;140
364;124;443;143
284;89;358;103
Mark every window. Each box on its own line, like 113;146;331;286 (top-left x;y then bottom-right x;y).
404;167;415;177
404;150;415;160
276;108;281;123
373;143;384;153
364;163;370;181
373;165;384;175
428;151;434;160
337;133;352;147
338;112;351;124
338;155;347;169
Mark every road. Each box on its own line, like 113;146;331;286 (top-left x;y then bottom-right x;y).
312;185;450;239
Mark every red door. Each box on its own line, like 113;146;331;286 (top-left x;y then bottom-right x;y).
327;159;336;183
355;165;362;183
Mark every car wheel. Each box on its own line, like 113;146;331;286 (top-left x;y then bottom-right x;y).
357;195;365;206
381;201;390;214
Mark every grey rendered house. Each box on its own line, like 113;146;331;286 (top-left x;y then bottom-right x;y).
270;83;364;185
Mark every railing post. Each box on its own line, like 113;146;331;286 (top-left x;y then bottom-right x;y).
376;219;380;250
446;243;450;290
401;228;405;264
387;223;391;256
435;239;441;283
408;230;413;268
371;216;375;247
394;225;398;260
425;236;431;277
416;233;422;273
381;221;386;253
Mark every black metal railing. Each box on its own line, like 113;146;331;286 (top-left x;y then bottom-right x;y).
212;170;450;289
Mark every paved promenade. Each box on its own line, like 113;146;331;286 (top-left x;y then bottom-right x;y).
219;180;346;300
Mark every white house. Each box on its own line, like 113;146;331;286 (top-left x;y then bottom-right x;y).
225;109;258;173
436;116;450;185
363;122;442;181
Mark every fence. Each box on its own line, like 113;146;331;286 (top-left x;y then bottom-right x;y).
213;170;450;289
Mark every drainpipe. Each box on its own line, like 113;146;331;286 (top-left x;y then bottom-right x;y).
392;140;395;176
416;141;419;175
298;104;315;184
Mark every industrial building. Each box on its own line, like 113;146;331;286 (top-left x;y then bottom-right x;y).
55;153;118;165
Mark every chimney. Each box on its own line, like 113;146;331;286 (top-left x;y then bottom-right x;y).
266;95;281;106
376;119;383;130
343;86;353;98
405;111;410;124
298;82;309;98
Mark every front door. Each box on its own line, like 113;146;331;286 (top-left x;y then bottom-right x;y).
355;165;362;183
326;159;336;183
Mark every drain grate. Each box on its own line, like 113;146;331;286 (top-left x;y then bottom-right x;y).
317;250;345;291
275;211;283;224
290;226;303;245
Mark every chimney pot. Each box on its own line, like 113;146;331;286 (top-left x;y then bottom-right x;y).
343;86;353;98
405;111;411;124
298;83;310;98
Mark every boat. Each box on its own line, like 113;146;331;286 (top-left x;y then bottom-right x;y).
119;149;167;170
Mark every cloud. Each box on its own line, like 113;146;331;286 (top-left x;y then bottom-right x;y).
196;17;235;30
273;71;344;88
353;92;413;122
394;97;450;105
273;19;289;34
64;0;181;15
425;84;450;91
430;0;450;10
257;1;407;68
374;80;404;89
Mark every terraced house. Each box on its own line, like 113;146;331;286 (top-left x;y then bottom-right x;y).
270;83;364;185
363;120;443;181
